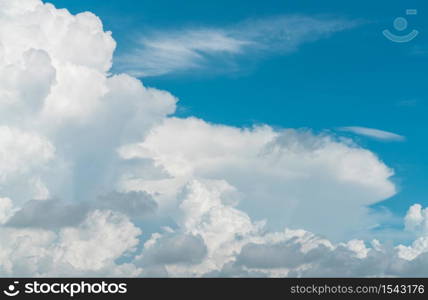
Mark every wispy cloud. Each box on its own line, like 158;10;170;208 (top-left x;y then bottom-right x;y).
115;15;358;77
340;126;405;142
396;99;418;107
116;29;250;77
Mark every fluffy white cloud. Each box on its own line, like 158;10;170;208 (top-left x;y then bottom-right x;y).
404;204;428;234
0;126;55;204
0;0;176;204
0;198;14;224
0;0;115;72
129;179;428;278
0;0;172;276
0;126;54;181
119;117;396;239
0;210;142;276
53;210;141;272
132;179;264;276
395;204;428;261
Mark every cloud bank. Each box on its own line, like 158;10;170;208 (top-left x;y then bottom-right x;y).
0;0;426;277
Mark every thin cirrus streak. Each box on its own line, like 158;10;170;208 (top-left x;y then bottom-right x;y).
115;15;359;77
339;126;405;142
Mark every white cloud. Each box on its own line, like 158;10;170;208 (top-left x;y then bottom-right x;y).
132;179;265;276
404;204;428;234
53;210;141;272
0;0;172;276
116;15;358;77
139;232;207;266
6;191;157;229
0;126;56;204
208;226;428;277
396;204;428;261
0;126;55;181
0;0;177;206
0;210;142;276
339;126;405;142
1;0;427;278
0;198;14;224
119;117;396;240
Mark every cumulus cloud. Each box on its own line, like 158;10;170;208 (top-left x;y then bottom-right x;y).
209;225;428;278
0;0;176;205
339;126;405;142
404;204;428;234
119;118;395;239
0;0;426;278
0;198;14;224
54;210;141;272
6;191;157;229
116;15;358;77
5;199;89;229
139;232;207;266
0;210;142;276
395;204;428;261
0;0;172;276
0;126;55;182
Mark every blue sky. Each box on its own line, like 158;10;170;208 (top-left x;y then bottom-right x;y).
49;0;428;221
